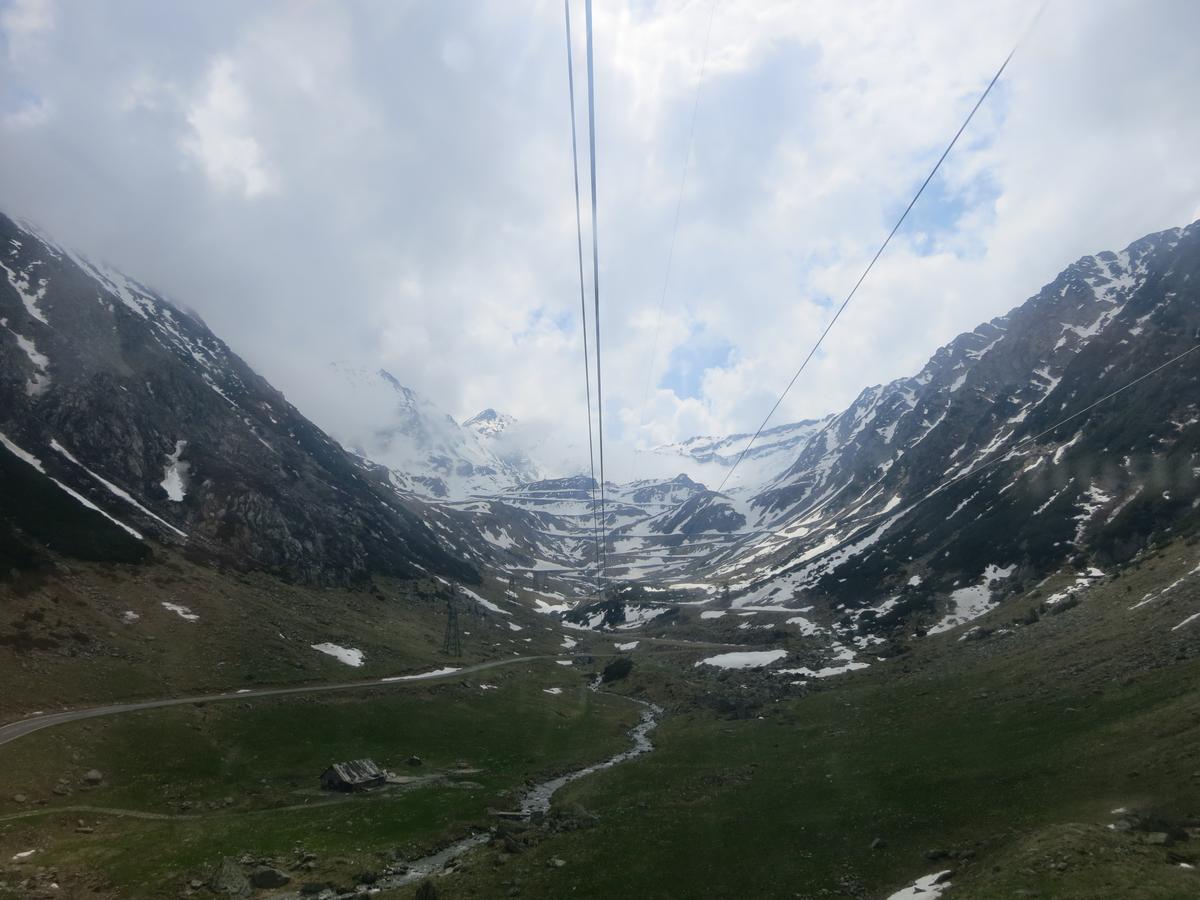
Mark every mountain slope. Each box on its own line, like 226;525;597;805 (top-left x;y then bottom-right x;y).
0;213;476;586
310;364;535;499
698;222;1200;638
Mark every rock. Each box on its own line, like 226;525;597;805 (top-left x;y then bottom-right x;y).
924;849;950;861
189;880;203;890
209;858;251;897
12;794;27;804
547;857;566;868
407;756;423;767
82;770;103;785
871;837;887;850
249;866;291;888
1144;832;1172;846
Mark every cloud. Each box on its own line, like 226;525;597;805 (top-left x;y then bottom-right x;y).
1;0;55;59
0;0;1197;485
182;57;276;198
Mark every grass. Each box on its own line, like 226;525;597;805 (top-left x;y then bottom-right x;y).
0;552;577;718
3;543;1199;898
423;543;1200;899
0;662;639;897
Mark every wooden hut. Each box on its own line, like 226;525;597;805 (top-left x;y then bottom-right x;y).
319;759;386;792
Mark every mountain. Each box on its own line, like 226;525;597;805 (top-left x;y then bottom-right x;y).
349;220;1200;613
0;213;476;586
4;206;1198;641
309;364;535;499
464;408;516;438
464;407;543;485
647;417;833;494
687;221;1200;638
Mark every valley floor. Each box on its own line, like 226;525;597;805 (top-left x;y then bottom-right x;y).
2;540;1199;898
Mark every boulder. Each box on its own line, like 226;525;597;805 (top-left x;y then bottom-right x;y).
249;866;291;888
82;770;103;786
209;858;251;897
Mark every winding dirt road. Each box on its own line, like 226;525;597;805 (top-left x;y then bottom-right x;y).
0;655;550;749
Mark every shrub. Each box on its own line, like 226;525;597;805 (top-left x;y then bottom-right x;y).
601;657;634;683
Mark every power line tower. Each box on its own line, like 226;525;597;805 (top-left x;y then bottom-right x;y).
441;592;462;657
600;584;625;628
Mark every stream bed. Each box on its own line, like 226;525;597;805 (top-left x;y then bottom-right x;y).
378;691;662;889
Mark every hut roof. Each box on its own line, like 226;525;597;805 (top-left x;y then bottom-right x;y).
326;758;384;784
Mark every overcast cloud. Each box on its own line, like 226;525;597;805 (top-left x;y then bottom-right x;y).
2;0;1198;486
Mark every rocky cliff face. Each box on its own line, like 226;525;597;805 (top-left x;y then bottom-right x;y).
0;213;476;586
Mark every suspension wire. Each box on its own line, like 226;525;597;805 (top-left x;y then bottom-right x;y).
564;0;603;597
584;0;609;594
630;0;720;482
715;1;1050;495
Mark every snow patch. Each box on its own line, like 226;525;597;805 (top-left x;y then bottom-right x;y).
161;440;189;502
0;431;143;540
1172;612;1200;632
0;258;50;324
51;440;187;538
459;586;510;616
695;649;787;670
162;602;199;622
2;323;50;395
928;564;1014;634
886;870;953;900
310;642;363;666
380;666;460;682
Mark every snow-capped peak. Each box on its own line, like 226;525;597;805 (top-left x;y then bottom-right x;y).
465;408;517;438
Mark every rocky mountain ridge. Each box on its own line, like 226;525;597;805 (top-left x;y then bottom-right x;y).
0;213;476;586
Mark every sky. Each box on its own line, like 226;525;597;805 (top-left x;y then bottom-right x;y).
2;0;1199;486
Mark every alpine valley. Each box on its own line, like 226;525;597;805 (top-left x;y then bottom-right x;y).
2;210;1199;900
